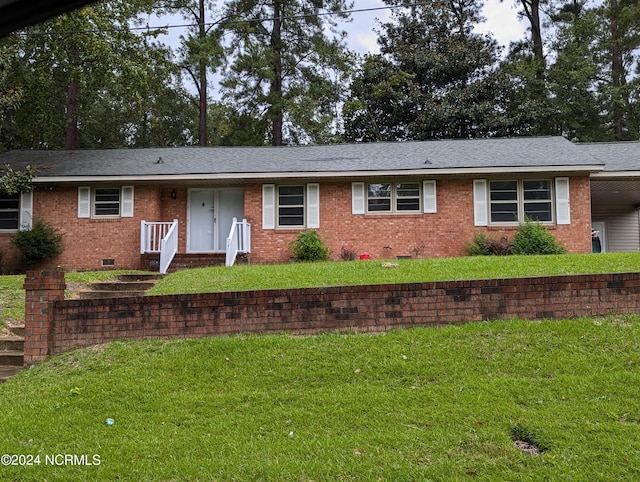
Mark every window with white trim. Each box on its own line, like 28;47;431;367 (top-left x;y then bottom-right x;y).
0;192;32;231
367;182;421;213
94;188;121;216
262;183;320;229
78;186;134;219
278;185;305;227
487;179;553;224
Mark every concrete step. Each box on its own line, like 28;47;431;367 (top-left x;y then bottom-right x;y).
7;324;24;338
0;350;24;367
0;336;24;351
116;273;164;282
77;290;147;299
89;281;158;292
0;365;24;383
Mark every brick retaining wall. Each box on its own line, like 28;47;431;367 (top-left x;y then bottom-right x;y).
23;270;640;365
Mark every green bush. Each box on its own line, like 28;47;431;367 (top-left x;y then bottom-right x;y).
289;229;330;262
11;219;64;269
512;218;566;255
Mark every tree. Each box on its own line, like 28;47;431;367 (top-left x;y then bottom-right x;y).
0;0;192;149
0;37;22;132
344;0;510;141
157;0;226;146
222;0;353;145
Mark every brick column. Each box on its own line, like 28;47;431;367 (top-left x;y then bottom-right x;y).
23;270;66;366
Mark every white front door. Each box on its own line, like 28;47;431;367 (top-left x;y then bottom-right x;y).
188;189;244;253
189;190;216;252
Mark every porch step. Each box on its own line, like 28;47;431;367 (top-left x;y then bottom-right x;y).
77;274;163;299
0;366;24;384
143;253;227;272
0;350;24;367
0;336;24;351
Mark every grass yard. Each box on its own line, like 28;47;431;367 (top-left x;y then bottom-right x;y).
148;252;640;295
1;317;640;480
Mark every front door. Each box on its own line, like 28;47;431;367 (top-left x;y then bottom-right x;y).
188;189;244;252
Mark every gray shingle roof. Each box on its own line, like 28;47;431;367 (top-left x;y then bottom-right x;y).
576;141;640;172
0;136;603;180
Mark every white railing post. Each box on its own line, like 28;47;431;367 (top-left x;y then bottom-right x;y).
159;219;179;274
226;218;251;267
140;220;147;254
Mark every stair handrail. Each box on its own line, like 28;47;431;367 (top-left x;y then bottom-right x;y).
159;219;179;274
226;218;251;266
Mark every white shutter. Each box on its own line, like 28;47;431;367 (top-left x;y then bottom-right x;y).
423;180;437;213
352;182;365;214
121;186;134;217
555;177;570;225
262;184;275;229
473;179;488;226
306;183;320;228
19;191;33;230
78;187;91;218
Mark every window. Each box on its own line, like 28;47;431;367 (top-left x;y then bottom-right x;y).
0;193;19;230
486;179;553;224
366;182;421;213
94;188;121;216
278;186;305;227
262;184;319;229
0;192;32;231
78;186;134;219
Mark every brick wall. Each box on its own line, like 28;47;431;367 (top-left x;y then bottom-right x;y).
1;176;593;272
245;176;593;264
23;270;640;365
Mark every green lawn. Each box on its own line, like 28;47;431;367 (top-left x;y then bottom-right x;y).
149;252;640;295
1;316;639;480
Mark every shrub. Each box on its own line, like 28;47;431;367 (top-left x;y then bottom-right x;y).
340;246;358;261
466;232;513;256
289;229;330;262
512;218;566;255
11;219;64;269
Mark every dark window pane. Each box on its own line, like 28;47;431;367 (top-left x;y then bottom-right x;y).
95;204;120;216
490;181;518;201
279;186;304;206
524;202;552;222
490;203;518;223
0;211;19;230
279;206;304;226
397;198;420;211
368;199;391;212
523;180;551;201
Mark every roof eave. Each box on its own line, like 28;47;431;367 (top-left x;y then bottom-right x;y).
32;164;604;184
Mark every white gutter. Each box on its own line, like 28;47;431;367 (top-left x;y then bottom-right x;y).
33;164;604;183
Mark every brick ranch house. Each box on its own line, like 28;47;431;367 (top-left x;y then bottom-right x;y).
0;135;631;273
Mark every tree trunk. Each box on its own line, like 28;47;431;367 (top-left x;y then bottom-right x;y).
610;0;624;140
64;80;79;150
198;0;208;146
520;0;545;92
270;0;284;146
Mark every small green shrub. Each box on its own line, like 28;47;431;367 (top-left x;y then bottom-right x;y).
466;232;513;256
289;229;330;262
11;219;64;269
512;218;566;255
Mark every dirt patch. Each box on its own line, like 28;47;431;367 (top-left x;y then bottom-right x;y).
513;439;542;456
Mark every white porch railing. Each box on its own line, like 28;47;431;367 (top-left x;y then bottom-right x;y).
226;218;251;267
141;219;178;274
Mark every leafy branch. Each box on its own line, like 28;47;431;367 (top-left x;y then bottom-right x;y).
0;164;37;195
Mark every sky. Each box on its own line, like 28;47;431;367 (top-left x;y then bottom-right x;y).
342;0;527;55
153;0;528;57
